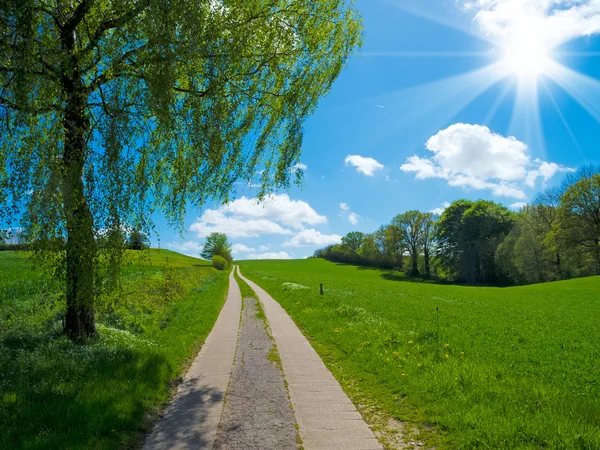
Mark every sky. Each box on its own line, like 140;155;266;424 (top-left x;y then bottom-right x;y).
161;0;600;260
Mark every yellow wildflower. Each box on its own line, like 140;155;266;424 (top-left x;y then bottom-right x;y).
444;343;450;349
408;340;413;345
393;351;399;358
445;354;449;359
334;328;340;333
459;352;465;358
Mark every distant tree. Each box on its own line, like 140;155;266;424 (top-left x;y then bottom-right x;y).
0;0;362;339
558;174;600;275
437;200;513;284
421;213;437;277
393;210;425;275
358;233;380;264
201;233;232;264
342;231;365;254
127;229;147;251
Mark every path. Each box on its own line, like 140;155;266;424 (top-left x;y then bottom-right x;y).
144;270;242;450
213;296;298;449
145;266;382;450
237;267;383;450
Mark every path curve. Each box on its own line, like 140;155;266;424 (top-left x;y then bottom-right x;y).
144;270;242;450
237;266;383;450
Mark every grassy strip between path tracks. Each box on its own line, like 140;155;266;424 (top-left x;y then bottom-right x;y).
238;259;600;450
0;250;229;450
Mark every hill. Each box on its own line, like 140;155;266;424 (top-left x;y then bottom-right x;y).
0;249;228;449
239;258;600;449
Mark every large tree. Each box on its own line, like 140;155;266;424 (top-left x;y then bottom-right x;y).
558;174;600;275
0;0;362;339
201;232;231;263
437;200;513;284
392;210;425;275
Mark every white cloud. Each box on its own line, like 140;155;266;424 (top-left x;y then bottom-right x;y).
373;104;386;109
510;202;528;210
232;244;255;254
430;202;451;215
219;194;326;228
247;251;292;260
167;241;203;257
348;212;359;225
464;0;600;49
339;202;360;225
291;162;307;173
283;229;342;247
190;194;327;238
190;210;291;238
400;123;572;199
259;244;271;251
345;155;384;176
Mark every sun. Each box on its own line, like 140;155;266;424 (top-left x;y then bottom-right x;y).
499;29;554;85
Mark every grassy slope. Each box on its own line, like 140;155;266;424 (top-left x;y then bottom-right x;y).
0;250;229;450
239;259;600;450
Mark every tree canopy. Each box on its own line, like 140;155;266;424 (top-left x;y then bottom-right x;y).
201;232;232;263
0;0;363;338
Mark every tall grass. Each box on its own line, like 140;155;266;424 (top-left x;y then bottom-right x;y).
0;250;229;449
239;259;600;449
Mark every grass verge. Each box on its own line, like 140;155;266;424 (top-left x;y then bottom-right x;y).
0;250;229;449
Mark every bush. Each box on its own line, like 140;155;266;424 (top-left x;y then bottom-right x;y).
212;255;229;271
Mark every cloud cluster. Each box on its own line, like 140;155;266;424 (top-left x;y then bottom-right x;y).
345;155;384;176
189;194;340;255
401;124;572;199
283;229;342;247
190;194;327;238
465;0;600;48
339;202;359;225
247;251;292;260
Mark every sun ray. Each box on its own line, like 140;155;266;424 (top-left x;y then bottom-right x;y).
545;60;600;124
541;80;588;162
378;0;494;44
362;62;509;150
484;79;515;126
509;77;546;156
362;51;495;58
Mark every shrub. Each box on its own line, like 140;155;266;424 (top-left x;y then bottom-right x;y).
212;255;229;271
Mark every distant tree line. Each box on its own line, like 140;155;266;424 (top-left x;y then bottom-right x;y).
315;166;600;286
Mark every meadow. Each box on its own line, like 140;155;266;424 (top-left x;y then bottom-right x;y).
0;250;229;449
239;259;600;450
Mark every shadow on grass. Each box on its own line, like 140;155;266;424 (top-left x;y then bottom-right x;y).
0;327;208;450
332;261;452;285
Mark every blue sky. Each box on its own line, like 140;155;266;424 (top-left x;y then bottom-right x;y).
162;0;600;260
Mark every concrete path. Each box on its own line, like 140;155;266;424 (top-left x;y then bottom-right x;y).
213;296;299;450
143;270;242;450
237;267;383;450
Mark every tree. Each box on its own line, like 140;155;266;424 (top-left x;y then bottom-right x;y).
558;174;600;275
437;200;513;284
201;232;232;264
341;231;364;254
421;213;436;277
0;1;362;339
392;210;425;275
127;229;147;250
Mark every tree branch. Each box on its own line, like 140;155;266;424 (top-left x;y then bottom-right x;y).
63;0;95;36
80;0;149;58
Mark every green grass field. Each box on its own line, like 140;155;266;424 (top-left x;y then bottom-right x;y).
239;259;600;450
0;250;229;449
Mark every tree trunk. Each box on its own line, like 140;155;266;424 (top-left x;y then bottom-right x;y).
595;238;600;276
424;248;430;278
61;46;97;340
411;246;419;275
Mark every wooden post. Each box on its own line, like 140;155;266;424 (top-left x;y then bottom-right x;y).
319;283;324;295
